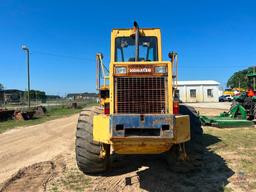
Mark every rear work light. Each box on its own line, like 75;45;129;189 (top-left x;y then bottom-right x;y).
155;66;167;73
115;67;127;74
104;103;110;115
173;100;179;115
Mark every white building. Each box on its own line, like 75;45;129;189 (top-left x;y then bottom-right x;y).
176;80;221;103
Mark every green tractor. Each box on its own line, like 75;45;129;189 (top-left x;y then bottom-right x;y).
200;71;256;127
232;72;256;120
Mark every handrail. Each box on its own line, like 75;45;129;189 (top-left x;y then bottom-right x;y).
96;53;109;90
169;52;178;95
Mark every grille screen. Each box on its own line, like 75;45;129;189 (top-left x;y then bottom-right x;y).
115;77;166;114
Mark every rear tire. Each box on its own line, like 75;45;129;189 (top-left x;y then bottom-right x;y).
253;104;256;120
166;105;204;173
75;107;110;174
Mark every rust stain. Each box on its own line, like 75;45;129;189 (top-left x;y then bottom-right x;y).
153;117;172;125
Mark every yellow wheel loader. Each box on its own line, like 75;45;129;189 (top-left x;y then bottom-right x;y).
75;22;203;174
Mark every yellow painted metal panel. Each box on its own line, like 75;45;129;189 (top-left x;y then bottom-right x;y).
111;138;173;154
158;30;162;61
93;114;111;144
109;30;115;114
112;61;167;65
167;61;173;114
172;115;190;144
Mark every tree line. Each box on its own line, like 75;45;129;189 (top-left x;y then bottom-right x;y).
0;83;3;90
227;67;255;89
0;83;48;101
23;90;47;101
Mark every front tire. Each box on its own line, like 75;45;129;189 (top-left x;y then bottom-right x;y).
75;107;110;174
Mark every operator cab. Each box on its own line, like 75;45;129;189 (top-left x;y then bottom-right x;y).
115;36;158;62
112;22;162;63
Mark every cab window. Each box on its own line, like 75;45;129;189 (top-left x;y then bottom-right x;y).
115;36;158;62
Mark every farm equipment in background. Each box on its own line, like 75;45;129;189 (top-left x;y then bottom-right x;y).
223;88;245;96
0;109;15;121
200;71;256;128
223;88;235;96
0;106;46;121
75;22;203;174
200;104;254;128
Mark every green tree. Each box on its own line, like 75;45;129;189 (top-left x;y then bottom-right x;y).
0;83;3;90
227;67;254;89
23;90;46;101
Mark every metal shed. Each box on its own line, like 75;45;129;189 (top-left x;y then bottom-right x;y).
177;80;221;103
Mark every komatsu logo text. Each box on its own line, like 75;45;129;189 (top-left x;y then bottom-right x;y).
129;68;152;73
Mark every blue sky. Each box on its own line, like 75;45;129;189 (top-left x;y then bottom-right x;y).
0;0;255;95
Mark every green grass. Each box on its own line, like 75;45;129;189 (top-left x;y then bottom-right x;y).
204;127;256;191
204;127;256;152
49;167;91;192
0;102;96;133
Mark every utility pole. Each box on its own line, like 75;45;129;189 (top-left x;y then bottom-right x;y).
21;45;31;109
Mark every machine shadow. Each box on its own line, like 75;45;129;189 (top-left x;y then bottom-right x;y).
105;133;234;192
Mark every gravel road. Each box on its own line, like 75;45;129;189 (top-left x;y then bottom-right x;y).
0;114;78;184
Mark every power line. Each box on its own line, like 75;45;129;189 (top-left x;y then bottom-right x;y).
179;65;254;68
28;50;255;70
31;50;95;62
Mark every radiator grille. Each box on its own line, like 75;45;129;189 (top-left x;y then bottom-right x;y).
115;77;166;114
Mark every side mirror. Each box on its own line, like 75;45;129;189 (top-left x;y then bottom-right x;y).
168;51;177;59
168;51;178;63
96;53;104;60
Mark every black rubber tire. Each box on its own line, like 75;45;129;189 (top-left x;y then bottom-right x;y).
166;105;204;173
75;107;110;174
253;104;256;120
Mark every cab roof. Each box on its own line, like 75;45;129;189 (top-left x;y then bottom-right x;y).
112;28;160;31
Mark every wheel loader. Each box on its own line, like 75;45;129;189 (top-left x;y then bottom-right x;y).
76;22;203;173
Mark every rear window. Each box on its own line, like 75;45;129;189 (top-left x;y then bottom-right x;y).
115;36;158;62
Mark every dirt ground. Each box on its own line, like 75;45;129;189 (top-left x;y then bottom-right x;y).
184;102;231;116
0;105;255;192
0;114;78;184
193;107;227;116
185;102;231;110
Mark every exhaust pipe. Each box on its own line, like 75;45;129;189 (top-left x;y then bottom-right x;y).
134;21;139;61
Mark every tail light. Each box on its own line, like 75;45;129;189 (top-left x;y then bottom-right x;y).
173;100;179;114
104;103;110;115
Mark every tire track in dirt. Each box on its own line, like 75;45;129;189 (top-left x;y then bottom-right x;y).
0;156;66;192
93;175;127;192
